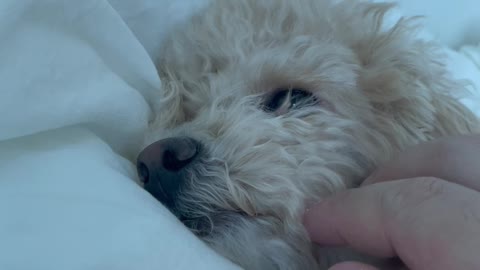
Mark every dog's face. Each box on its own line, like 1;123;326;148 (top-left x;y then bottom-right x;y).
137;0;477;269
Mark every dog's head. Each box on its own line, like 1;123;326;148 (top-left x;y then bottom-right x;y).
137;0;477;268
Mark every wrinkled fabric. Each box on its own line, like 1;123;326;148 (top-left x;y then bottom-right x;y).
0;0;238;269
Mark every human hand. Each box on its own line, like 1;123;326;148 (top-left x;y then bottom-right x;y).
304;135;480;270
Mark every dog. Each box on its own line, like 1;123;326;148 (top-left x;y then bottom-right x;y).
136;0;479;269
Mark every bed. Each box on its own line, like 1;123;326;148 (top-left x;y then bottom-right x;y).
0;0;479;269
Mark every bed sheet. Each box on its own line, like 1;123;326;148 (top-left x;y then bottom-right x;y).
0;0;239;269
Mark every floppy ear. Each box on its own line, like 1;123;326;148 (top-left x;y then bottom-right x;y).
341;2;479;143
357;39;479;139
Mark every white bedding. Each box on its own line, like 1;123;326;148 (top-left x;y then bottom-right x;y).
0;0;238;269
0;0;479;269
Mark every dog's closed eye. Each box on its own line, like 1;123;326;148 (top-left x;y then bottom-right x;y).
262;88;318;115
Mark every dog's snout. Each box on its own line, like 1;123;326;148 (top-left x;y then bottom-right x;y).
136;137;201;207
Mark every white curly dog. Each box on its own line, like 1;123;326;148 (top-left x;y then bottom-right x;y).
136;0;479;269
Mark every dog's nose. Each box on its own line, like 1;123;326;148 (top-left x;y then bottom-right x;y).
136;137;200;208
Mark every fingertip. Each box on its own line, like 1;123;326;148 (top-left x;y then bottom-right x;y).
303;186;398;258
303;199;345;245
302;202;323;239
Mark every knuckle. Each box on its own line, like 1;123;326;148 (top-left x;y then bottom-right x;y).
380;177;447;217
412;177;447;198
379;185;407;212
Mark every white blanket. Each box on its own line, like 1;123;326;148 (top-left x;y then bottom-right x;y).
0;0;479;269
0;0;238;269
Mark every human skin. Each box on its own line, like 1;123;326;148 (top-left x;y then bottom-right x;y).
304;135;480;270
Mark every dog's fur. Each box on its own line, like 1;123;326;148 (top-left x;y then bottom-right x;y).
142;0;479;269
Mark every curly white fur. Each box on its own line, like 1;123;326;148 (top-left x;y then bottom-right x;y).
142;0;479;269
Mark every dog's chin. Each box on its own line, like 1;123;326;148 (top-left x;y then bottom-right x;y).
177;209;247;237
191;209;401;270
193;211;403;270
197;212;320;270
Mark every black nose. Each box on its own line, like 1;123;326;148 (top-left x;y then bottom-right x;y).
136;137;200;208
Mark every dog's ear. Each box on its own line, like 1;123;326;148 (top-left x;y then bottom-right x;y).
357;44;478;139
346;3;479;142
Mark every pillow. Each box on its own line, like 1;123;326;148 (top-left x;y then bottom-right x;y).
395;0;480;48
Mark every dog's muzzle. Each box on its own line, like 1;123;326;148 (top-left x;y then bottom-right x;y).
136;137;201;209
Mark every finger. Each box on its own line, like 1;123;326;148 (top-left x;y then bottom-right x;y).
328;262;379;270
304;177;480;270
363;135;480;191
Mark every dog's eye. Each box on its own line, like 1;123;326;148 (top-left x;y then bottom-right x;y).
263;88;317;113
